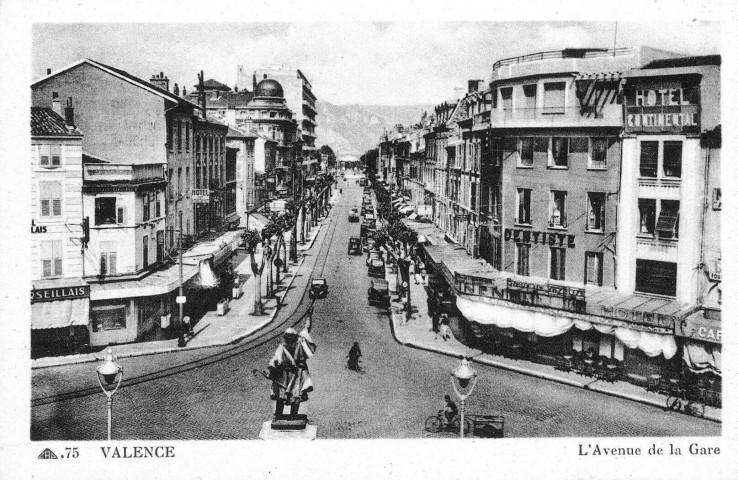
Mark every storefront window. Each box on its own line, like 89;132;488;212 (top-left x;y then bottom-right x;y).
91;303;127;331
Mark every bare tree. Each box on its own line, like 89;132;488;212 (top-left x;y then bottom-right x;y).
242;229;267;315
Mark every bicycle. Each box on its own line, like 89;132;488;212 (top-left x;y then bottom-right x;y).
425;411;473;436
666;391;705;418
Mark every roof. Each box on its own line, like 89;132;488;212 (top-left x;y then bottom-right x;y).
32;58;201;110
82;152;111;164
31;107;82;136
186;90;254;108
642;54;721;69
201;79;231;90
226;126;257;139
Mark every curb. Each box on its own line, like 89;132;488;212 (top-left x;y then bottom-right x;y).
388;311;721;423
32;220;327;370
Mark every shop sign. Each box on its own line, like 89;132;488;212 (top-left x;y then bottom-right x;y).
31;285;90;303
624;82;700;134
676;315;721;344
504;228;575;248
31;220;47;234
591;304;675;329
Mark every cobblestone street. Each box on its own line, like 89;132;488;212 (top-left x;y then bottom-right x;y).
31;181;719;440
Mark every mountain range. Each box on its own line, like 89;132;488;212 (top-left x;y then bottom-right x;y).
314;102;434;158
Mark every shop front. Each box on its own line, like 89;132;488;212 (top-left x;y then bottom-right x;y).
675;307;721;407
31;279;90;358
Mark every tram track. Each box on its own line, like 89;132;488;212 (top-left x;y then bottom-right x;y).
32;194;342;408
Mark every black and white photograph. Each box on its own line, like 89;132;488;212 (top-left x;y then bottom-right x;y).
1;1;736;478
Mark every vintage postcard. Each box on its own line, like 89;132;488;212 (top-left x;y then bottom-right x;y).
1;0;736;478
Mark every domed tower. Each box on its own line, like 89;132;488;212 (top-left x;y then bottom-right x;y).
254;78;284;98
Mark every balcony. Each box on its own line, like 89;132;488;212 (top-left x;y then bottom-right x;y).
489;105;622;129
84;163;166;184
637;177;681;199
491;48;636;81
636;236;678;262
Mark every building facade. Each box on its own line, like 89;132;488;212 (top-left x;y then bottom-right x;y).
30;105;87;357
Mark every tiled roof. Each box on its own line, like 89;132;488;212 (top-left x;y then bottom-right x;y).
31;107;82;136
202;79;231;90
226;126;257;139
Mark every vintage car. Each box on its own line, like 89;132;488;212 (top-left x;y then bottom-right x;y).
348;208;360;222
365;249;383;267
360;223;376;239
368;258;386;278
364;213;375;222
361;236;376;253
348;237;362;255
362;218;376;230
309;278;328;299
368;279;390;307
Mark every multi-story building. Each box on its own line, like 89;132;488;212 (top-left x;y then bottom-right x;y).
232;78;299;197
226;127;259;221
242;65;318;153
192;114;232;232
30;104;87;357
382;47;721;392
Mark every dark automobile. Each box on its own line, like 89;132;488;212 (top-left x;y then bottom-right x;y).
348;208;360;223
348;237;362;255
368;258;385;278
362;236;376;253
360;223;376;239
368;279;390;307
366;249;383;267
309;278;328;299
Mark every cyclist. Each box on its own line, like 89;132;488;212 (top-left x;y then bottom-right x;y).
440;395;458;428
348;342;362;371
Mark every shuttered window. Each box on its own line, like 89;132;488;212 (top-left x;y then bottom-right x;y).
656;200;679;239
40;240;63;277
40;181;62;218
516;243;530;276
550;247;566;281
585;251;603;286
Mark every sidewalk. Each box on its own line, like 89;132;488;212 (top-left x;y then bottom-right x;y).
385;262;721;423
31;194;338;370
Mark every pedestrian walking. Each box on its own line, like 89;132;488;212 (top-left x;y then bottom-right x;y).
439;313;451;341
431;310;440;335
421;268;428;286
183;316;193;337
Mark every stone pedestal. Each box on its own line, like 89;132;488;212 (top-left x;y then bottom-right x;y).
259;421;317;440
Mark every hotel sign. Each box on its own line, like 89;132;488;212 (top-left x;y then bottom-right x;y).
625;82;700;134
31;285;90;303
591;304;675;329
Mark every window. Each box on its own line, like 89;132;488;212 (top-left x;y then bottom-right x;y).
177;120;182;152
656;200;679;239
636;259;677;297
516;188;531;224
586;193;606;231
143;193;151;222
713;188;721;210
39;145;50;166
585;251;603;286
91;303;126;331
177;168;182;197
638;199;656;235
270;111;277;118
590;138;609;169
185;122;190;152
516;243;530;276
663;141;682;178
40;240;62;277
639;141;658;177
518;138;534;167
142;235;149;268
185;167;190;196
551;137;569;167
491;186;500;220
500;87;513;111
550;247;566;280
523;84;537;116
549;190;567;227
100;241;117;275
168;168;174;199
40;181;62;218
543;82;566;114
155;193;161;218
167;123;173;151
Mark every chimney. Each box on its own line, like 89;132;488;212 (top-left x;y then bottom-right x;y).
252;74;256;92
173;83;179;96
46;68;51;75
51;92;62;116
64;97;75;127
182;86;187;96
149;72;170;92
234;85;239;93
197;70;207;112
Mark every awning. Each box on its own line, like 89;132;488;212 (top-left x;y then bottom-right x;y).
196;259;220;288
456;296;678;359
675;309;721;344
683;341;721;375
31;297;89;329
90;263;200;301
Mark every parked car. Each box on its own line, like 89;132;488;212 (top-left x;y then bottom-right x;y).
348;208;360;222
362;218;376;230
368;258;386;278
362;236;376;253
368;279;390;307
364;213;375;222
348;237;362;255
309;278;328;299
366;249;383;267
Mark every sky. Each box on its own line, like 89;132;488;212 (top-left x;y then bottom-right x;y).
32;21;720;105
32;21;720;106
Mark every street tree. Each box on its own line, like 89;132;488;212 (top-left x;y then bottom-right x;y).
242;229;266;315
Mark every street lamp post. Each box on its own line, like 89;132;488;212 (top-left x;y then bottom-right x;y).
451;356;478;439
96;348;123;441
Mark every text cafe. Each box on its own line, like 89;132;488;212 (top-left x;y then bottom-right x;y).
504;228;575;248
624;80;701;134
